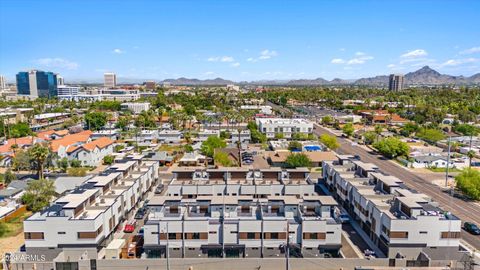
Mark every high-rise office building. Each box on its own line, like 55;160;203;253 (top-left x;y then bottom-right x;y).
0;75;6;90
16;70;58;98
57;75;65;86
388;74;404;91
104;72;117;88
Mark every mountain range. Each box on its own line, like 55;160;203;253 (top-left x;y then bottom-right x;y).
157;66;480;86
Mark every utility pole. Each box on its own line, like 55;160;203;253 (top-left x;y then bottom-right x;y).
285;223;290;270
166;223;170;270
445;136;451;188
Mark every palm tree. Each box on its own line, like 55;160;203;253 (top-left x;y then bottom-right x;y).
29;143;50;179
466;150;476;168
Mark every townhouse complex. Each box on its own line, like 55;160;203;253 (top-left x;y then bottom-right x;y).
23;155;160;260
144;167;342;258
255;118;313;139
322;155;462;260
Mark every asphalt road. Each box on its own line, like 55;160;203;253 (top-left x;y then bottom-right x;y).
313;123;480;250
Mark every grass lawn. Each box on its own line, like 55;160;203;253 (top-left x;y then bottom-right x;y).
158;144;184;152
0;211;32;238
428;167;462;173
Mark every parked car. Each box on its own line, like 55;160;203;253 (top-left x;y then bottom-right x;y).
155;184;165;194
124;220;136;233
334;208;350;224
464;222;480;235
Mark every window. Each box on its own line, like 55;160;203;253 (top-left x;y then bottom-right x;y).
247;233;256;239
389;231;408;239
168;233;177;240
78;232;97;239
270;233;279;239
192;233;200;240
24;232;44;240
441;232;460;239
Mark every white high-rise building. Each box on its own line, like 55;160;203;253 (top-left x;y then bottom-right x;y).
57;75;64;86
0;75;6;90
104;72;117;88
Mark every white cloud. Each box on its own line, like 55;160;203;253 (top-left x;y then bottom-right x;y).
439;58;478;67
247;49;278;62
331;58;345;64
203;71;215;76
401;49;428;59
330;52;373;65
207;56;235;62
259;49;278;60
459;47;480;55
112;48;125;54
347;55;373;65
231;62;240;67
34;58;78;70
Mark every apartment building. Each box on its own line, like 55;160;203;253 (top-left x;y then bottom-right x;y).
121;102;151;114
255;118;313;139
197;130;220;142
322;156;462;260
67;137;115;166
23;155;159;260
143;167;342;258
158;130;182;143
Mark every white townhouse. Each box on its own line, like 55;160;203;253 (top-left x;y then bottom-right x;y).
143;167;341;258
322;155;462;260
255;118;313;139
23;155;159;260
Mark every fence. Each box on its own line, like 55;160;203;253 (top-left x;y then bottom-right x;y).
0;205;27;223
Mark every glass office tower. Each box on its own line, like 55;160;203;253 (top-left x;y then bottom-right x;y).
16;70;58;97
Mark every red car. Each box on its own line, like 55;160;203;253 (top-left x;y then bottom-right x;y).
123;221;136;233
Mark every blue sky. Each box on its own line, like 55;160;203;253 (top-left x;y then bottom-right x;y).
1;0;479;82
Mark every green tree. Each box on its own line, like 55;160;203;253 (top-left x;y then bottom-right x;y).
373;137;409;158
342;123;354;137
220;130;231;140
21;178;56;212
321;115;333;125
363;131;377;145
214;151;234;166
201;136;227;157
85;112;108;131
319;134;339;150
466;150;476;168
28;143;51;179
286;153;312;168
288;141;303;151
9;122;32;139
400;122;419;137
12;149;31;171
454;124;479;148
416;128;445;143
116;116;130;131
3;169;16;185
70;159;81;168
58;157;69;173
274;133;284;139
183;144;194;153
103;155;114;165
114;145;125;152
455;168;480;200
